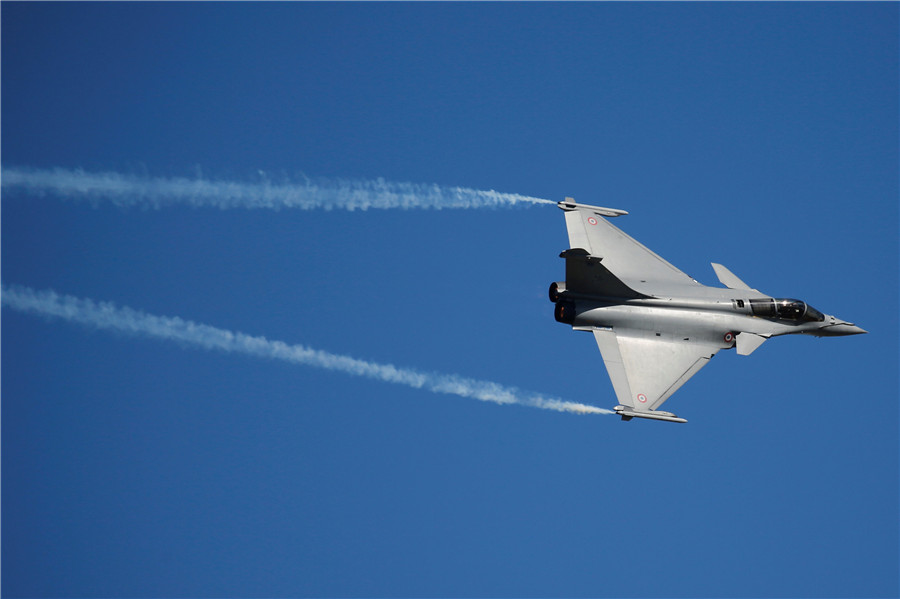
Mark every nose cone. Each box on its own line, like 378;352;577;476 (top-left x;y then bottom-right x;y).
828;323;867;335
817;319;868;336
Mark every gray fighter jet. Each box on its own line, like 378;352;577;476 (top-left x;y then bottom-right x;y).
549;199;866;423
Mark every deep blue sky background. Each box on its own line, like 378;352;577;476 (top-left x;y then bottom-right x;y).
2;3;897;597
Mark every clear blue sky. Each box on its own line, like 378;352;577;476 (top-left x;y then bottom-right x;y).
2;3;897;597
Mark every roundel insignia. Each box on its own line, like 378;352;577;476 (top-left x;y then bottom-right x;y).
587;217;599;226
724;332;735;343
636;393;648;403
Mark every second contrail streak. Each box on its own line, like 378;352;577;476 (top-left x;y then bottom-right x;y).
1;167;554;211
2;284;611;416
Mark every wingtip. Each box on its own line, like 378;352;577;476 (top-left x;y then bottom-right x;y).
557;198;628;217
614;406;687;423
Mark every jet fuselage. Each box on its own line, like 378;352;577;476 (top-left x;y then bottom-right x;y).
549;199;865;422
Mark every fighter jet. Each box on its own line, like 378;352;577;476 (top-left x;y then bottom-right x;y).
549;199;866;423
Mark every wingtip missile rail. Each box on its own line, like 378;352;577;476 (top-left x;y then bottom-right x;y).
557;198;628;217
614;406;688;424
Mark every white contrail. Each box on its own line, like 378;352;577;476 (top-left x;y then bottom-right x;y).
1;167;554;211
2;284;611;416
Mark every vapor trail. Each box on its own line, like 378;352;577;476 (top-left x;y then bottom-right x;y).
1;167;553;211
2;285;611;416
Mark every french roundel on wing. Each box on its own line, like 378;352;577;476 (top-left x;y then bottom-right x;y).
724;332;736;346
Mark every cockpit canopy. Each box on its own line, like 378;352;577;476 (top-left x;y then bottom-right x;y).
750;298;825;322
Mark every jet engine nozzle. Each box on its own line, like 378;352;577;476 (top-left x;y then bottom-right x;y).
554;300;577;325
548;281;566;303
